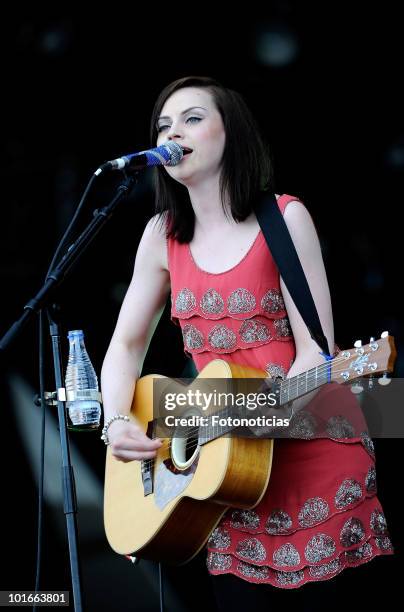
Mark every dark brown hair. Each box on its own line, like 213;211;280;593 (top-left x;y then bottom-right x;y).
150;76;273;243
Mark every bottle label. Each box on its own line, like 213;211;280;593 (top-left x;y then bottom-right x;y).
66;389;102;402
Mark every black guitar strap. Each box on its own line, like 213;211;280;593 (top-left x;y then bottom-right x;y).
254;191;331;356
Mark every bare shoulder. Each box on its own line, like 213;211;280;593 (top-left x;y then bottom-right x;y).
140;213;169;272
283;200;316;233
283;199;307;215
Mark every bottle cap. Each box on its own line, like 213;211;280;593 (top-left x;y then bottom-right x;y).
68;329;84;339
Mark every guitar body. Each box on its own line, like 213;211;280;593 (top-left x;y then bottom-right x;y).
104;359;273;564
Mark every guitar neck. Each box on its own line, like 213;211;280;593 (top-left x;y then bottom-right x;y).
199;331;396;444
277;363;331;406
198;362;332;445
145;334;394;467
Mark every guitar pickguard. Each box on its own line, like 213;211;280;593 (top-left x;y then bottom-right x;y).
154;456;199;510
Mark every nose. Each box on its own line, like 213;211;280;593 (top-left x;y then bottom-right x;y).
165;121;183;141
167;133;183;143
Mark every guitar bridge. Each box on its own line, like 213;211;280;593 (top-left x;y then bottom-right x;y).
141;420;156;496
141;462;153;496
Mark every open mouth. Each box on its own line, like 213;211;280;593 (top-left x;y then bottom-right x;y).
182;147;193;155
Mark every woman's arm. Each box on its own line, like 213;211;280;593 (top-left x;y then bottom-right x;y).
280;200;335;377
100;214;170;462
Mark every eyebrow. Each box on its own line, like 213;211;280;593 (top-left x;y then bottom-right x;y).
157;106;207;122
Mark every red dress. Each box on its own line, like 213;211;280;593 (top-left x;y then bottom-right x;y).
166;194;393;589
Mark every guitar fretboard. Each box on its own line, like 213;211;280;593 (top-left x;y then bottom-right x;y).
198;362;331;445
278;364;330;405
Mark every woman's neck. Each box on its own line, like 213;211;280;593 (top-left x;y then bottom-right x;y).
187;179;235;233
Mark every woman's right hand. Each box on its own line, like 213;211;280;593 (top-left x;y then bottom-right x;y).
107;419;163;463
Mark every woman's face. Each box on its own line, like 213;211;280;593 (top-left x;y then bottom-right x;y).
156;87;226;187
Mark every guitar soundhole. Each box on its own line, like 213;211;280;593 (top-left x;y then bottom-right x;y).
170;429;200;471
185;433;199;462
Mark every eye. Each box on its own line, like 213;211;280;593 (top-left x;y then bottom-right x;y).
186;116;202;124
157;116;202;133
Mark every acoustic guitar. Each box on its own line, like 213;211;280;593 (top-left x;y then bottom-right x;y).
104;332;396;564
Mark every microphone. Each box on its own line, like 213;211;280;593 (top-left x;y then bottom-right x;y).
95;141;184;175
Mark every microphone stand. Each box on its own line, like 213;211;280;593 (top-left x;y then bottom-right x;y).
0;173;137;612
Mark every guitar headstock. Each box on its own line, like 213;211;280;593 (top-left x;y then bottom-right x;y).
331;332;396;386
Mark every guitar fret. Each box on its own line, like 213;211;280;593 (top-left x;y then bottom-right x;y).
278;363;329;407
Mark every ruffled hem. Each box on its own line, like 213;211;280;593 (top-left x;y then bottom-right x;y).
171;309;288;324
208;495;388;566
206;492;393;589
177;315;294;356
206;540;393;589
218;490;379;540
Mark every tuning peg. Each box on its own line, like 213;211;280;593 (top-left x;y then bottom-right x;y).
378;372;392;386
354;339;364;355
381;331;389;338
368;376;374;390
369;337;375;342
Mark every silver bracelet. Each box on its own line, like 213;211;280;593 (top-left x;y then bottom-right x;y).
101;414;130;445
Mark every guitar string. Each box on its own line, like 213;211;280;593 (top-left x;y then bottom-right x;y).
139;355;379;470
146;350;373;442
139;357;379;471
136;341;382;462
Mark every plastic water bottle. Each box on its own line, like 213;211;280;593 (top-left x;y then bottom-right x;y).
65;330;102;431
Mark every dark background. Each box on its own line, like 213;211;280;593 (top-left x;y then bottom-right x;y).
1;3;402;610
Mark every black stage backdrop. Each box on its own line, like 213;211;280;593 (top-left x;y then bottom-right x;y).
1;4;402;611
